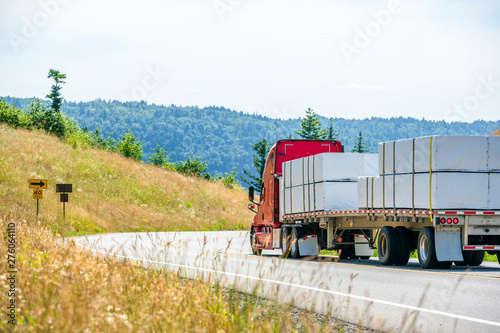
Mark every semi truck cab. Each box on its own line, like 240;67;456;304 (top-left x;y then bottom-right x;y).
249;139;342;254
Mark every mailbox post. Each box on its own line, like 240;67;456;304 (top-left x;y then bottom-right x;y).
56;184;72;219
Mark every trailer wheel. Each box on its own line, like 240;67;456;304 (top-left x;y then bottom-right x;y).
378;226;399;265
250;229;262;256
281;228;290;257
417;227;440;269
469;251;484;266
394;227;412;266
454;251;473;266
290;227;301;259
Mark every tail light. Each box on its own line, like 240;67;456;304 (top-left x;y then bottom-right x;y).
438;217;461;225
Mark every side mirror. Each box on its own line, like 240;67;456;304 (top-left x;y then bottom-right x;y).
249;187;254;201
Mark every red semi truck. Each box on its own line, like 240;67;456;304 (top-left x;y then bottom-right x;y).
248;139;500;269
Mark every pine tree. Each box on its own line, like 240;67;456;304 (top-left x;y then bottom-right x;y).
241;138;271;191
325;117;339;141
46;69;66;112
295;108;326;140
45;69;71;137
351;131;369;153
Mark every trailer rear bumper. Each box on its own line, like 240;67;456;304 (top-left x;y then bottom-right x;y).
463;245;500;251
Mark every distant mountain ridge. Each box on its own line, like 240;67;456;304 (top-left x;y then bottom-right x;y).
3;96;499;180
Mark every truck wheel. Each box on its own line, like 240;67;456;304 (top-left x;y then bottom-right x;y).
417;227;440;269
290;227;301;259
395;227;412;266
497;252;500;265
281;228;290;258
454;251;473;266
250;230;262;256
469;251;484;266
378;226;399;265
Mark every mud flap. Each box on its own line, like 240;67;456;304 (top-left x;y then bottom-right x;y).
298;236;319;256
435;231;463;262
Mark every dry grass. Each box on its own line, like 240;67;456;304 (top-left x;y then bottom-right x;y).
0;219;339;332
0;125;347;332
0;124;253;236
494;128;500;136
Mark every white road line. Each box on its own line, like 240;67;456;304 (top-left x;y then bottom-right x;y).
76;239;500;328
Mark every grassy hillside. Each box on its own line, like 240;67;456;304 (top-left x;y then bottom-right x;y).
0;125;346;331
0;124;253;237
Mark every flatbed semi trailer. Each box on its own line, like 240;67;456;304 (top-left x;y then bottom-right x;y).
248;139;500;269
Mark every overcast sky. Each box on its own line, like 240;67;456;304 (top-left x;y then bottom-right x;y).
1;0;499;121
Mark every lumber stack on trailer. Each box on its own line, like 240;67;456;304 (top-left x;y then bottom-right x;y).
358;135;500;210
281;153;378;214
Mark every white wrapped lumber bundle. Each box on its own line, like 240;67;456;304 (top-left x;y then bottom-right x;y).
489;136;500;172
308;153;378;183
282;153;377;214
283;153;378;187
311;181;359;211
282;185;314;215
378;136;489;175
490;173;500;209
358;175;394;209
358;172;496;210
396;173;489;210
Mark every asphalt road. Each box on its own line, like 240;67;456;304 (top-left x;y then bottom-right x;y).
73;231;500;332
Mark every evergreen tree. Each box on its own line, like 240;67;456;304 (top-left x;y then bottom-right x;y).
117;130;143;160
295;108;326;140
148;145;169;166
325;117;339;141
241;138;271;191
45;70;73;137
351;131;369;153
46;69;66;112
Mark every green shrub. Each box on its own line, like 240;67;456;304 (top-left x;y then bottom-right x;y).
117;130;143;160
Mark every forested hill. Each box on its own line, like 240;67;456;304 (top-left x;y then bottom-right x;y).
3;96;499;180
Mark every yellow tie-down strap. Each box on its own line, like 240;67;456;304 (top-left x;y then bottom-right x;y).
429;136;433;212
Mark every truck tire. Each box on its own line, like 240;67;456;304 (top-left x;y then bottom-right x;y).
290;227;301;259
417;227;440;269
250;229;262;256
497;252;500;265
378;226;399;265
281;228;290;258
454;251;473;266
469;251;484;266
395;227;412;266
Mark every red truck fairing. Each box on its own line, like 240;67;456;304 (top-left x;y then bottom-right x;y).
251;140;342;248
